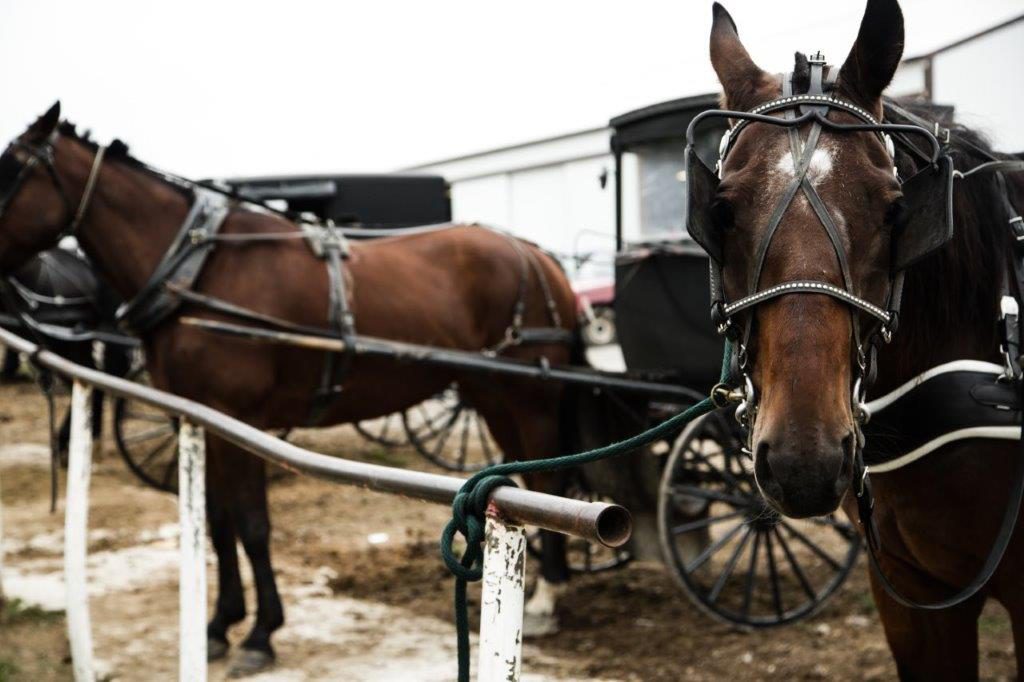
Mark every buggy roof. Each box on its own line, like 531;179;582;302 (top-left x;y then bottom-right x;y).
609;93;720;151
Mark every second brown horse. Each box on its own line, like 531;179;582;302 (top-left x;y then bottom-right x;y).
0;106;578;675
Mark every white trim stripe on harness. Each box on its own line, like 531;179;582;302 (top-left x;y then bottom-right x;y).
722;280;891;323
869;426;1021;474
864;359;1005;414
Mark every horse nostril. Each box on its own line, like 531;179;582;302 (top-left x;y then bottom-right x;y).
753;440;784;503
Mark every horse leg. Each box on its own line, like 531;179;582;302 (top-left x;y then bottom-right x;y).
226;449;284;678
515;404;571;637
871;570;985;681
205;439;246;661
206;492;244;661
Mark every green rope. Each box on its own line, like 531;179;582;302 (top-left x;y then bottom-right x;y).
440;344;733;681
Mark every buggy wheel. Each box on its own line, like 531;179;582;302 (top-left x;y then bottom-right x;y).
353;412;409;448
525;471;632;573
402;384;502;472
658;410;860;628
113;368;180;494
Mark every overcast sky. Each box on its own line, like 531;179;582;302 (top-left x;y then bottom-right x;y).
1;1;1020;179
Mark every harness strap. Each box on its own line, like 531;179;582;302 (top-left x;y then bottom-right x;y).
308;223;356;426
856;402;1024;609
66;146;106;236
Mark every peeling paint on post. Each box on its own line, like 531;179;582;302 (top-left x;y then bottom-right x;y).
178;421;207;682
65;381;95;682
0;443;5;609
477;505;526;682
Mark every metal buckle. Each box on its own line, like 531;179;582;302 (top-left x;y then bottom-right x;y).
808;51;826;65
999;295;1020;380
856;464;871;498
1009;216;1024;242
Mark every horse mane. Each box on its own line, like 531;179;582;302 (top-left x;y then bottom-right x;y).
59;121;134;165
57;120;192;201
880;99;1018;379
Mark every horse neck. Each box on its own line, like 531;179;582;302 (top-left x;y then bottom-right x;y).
872;177;1005;394
60;138;192;302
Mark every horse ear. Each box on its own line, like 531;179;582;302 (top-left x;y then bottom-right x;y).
26;101;61;142
838;0;904;106
709;3;771;111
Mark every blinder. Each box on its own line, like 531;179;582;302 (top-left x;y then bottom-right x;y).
892;154;954;271
684;145;722;263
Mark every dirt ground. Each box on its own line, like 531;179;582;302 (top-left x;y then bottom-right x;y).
0;379;1018;681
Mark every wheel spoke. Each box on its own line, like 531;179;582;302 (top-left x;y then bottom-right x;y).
668;484;749;507
672;508;745;535
780;519;842;571
161;450;178;487
764;530;784;619
376;414;394;443
684;520;747;573
740;530;762;620
476;416;496;465
708;527;754;603
456;411;471;468
686;446;747;493
123;424;174;444
124;409;167;424
809;514;858;539
773;527;816;600
429;408;461;460
138;434;175;470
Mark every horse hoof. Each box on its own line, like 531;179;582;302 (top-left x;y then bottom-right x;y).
227;648;275;678
207;637;229;662
522;611;559;638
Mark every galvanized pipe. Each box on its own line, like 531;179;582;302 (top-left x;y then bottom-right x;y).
0;326;631;547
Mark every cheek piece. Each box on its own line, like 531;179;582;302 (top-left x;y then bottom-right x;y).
0;130;108;245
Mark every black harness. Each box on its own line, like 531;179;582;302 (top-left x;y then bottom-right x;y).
688;55;1024;610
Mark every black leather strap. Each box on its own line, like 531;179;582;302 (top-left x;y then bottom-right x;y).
116;188;228;334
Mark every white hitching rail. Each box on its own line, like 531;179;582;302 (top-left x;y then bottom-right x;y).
0;327;630;682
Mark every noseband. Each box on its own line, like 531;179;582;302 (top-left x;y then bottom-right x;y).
690;55;945;428
0;130;107;242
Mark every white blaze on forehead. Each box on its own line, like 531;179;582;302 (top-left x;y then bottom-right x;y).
774;147;834;184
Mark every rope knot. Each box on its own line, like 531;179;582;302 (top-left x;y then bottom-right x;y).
440;473;517;582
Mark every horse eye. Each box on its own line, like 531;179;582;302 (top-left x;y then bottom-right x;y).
711;198;735;230
885;198;908;229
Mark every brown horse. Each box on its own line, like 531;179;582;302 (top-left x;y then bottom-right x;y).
0;108;578;675
706;1;1023;678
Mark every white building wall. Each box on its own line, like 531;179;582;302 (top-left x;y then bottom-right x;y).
930;21;1024;152
410;17;1022;285
413;130;617;283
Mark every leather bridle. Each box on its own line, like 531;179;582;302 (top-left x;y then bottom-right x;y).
0;130;107;244
691;56;943;433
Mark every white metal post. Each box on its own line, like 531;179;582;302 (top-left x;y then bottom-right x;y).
0;440;5;608
178;420;207;682
477;506;526;682
65;380;95;682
